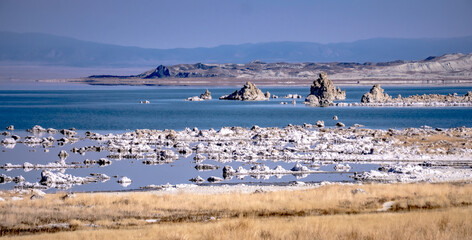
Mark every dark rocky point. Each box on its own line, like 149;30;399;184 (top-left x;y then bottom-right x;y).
140;65;171;78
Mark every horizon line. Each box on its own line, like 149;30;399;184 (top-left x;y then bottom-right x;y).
2;30;472;51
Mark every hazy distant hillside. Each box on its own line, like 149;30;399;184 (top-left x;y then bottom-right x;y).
82;53;472;86
97;52;472;79
1;32;472;67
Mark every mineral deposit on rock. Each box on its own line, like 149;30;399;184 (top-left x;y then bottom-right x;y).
186;96;203;101
199;89;212;100
305;73;345;106
361;84;392;103
357;85;472;106
186;89;212;101
219;82;269;101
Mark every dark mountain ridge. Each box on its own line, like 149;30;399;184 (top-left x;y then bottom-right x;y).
1;32;472;67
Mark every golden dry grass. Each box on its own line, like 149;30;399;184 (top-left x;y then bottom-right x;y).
1;183;472;238
6;207;472;240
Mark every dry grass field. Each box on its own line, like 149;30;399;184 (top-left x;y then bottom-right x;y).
10;207;472;240
2;183;472;239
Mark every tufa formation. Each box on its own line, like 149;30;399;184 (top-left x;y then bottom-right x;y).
220;82;269;101
361;84;392;103
305;72;346;106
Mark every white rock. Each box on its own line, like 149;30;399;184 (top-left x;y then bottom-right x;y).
117;176;132;183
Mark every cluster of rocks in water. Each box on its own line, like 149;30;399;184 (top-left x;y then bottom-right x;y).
1;125;80;149
183;72;471;107
2;122;472;190
283;94;302;99
2;74;471;191
358;84;472;106
220;162;349;180
186;82;278;102
204;73;347;105
40;170;111;189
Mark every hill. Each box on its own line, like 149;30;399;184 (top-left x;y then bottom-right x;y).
80;53;472;86
1;32;472;67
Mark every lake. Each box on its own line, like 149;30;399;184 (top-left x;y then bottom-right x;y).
0;84;471;192
1;85;471;131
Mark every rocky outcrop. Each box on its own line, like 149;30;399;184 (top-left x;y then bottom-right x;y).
222;163;321;179
140;65;171;79
304;73;345;106
395;93;472;104
40;170;105;187
315;120;324;128
186;96;203;101
219;82;269;101
356;85;472;106
305;95;320;105
186;89;212;101
199;89;212;100
465;91;472;98
361;84;392;103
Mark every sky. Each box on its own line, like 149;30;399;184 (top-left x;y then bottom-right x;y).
0;0;471;49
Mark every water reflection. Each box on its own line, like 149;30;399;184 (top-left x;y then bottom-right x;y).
0;130;378;192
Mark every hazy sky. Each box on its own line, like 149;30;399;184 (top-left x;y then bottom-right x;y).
1;0;471;49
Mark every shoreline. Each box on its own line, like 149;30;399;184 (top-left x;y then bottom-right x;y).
2;124;472;192
39;77;472;87
2;76;472;89
3;79;472;91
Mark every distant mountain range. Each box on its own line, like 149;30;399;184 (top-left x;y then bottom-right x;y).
1;31;472;67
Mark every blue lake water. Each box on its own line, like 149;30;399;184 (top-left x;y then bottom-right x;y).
0;84;471;192
1;85;471;130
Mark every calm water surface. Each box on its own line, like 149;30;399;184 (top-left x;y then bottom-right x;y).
1;85;471;130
